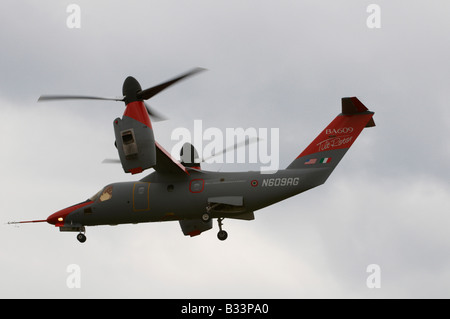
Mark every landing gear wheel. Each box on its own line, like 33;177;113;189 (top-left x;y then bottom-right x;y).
77;233;87;243
217;230;228;241
216;217;228;241
201;212;211;223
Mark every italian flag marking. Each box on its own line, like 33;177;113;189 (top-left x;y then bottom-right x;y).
320;157;331;163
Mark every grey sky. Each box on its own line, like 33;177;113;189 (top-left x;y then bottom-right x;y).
1;1;449;298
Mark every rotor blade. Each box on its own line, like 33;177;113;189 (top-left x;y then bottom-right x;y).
38;95;125;102
137;67;206;101
144;102;168;122
101;158;121;164
202;137;261;163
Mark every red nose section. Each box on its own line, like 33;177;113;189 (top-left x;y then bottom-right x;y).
47;201;92;227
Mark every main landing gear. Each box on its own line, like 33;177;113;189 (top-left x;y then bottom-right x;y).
217;218;228;241
202;213;228;241
203;205;228;241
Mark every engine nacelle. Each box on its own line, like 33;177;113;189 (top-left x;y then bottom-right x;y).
113;115;156;174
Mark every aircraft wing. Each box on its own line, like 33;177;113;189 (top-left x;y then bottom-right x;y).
154;141;190;175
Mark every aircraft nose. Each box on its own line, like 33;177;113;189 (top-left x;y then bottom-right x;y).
47;200;92;226
46;215;59;225
47;207;74;226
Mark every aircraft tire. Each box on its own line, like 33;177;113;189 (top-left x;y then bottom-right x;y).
77;233;87;243
217;230;228;241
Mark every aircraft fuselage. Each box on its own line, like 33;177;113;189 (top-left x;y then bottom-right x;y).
53;167;331;229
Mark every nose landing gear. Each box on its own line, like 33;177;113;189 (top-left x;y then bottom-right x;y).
217;218;228;241
76;227;86;243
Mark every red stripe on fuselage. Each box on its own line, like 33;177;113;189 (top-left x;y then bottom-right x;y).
123;101;152;128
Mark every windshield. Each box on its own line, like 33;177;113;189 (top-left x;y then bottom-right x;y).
89;185;113;202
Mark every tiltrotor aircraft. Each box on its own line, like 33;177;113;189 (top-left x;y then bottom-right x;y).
10;68;375;242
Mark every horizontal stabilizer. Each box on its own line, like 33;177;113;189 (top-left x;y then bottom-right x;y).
342;97;368;114
342;97;376;127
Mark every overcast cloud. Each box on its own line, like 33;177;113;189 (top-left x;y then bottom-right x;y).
1;0;449;298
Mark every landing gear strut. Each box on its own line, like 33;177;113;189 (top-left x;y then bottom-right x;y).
76;227;86;243
217;218;228;241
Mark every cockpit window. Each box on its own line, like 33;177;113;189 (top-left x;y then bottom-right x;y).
89;185;113;202
99;186;113;201
89;190;102;202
